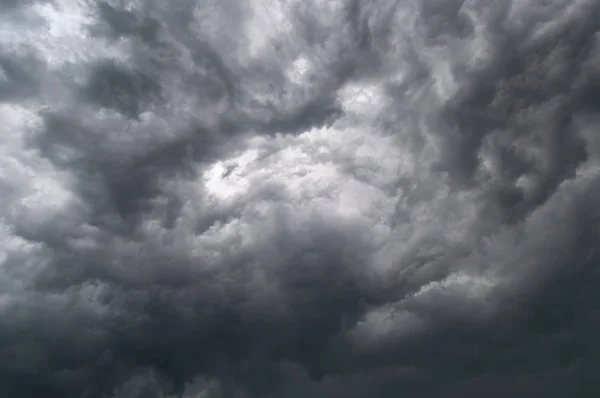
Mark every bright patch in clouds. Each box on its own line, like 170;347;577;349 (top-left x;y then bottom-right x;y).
202;122;403;222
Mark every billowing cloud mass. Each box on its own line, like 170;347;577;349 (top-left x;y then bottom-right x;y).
1;0;600;396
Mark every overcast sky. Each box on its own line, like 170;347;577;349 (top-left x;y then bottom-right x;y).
1;0;600;397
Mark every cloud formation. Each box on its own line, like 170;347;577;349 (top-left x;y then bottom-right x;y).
1;0;600;397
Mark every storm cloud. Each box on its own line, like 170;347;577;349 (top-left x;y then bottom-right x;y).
1;0;600;397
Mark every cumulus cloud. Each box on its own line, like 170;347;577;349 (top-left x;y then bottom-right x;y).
1;0;600;397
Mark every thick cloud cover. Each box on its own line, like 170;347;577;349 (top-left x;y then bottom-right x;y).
1;0;600;396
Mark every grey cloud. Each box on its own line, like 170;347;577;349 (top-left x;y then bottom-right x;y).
0;46;45;102
89;1;160;44
2;0;600;397
0;0;50;10
81;61;162;120
430;0;600;222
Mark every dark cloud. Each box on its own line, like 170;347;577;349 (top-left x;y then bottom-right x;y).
1;0;600;397
81;61;162;119
89;1;160;43
431;0;600;223
0;46;45;101
0;0;46;10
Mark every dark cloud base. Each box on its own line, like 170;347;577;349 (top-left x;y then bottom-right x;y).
1;0;600;397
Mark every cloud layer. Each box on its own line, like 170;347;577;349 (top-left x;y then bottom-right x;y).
1;0;600;397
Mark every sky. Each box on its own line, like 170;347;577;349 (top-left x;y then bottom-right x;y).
1;0;600;397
